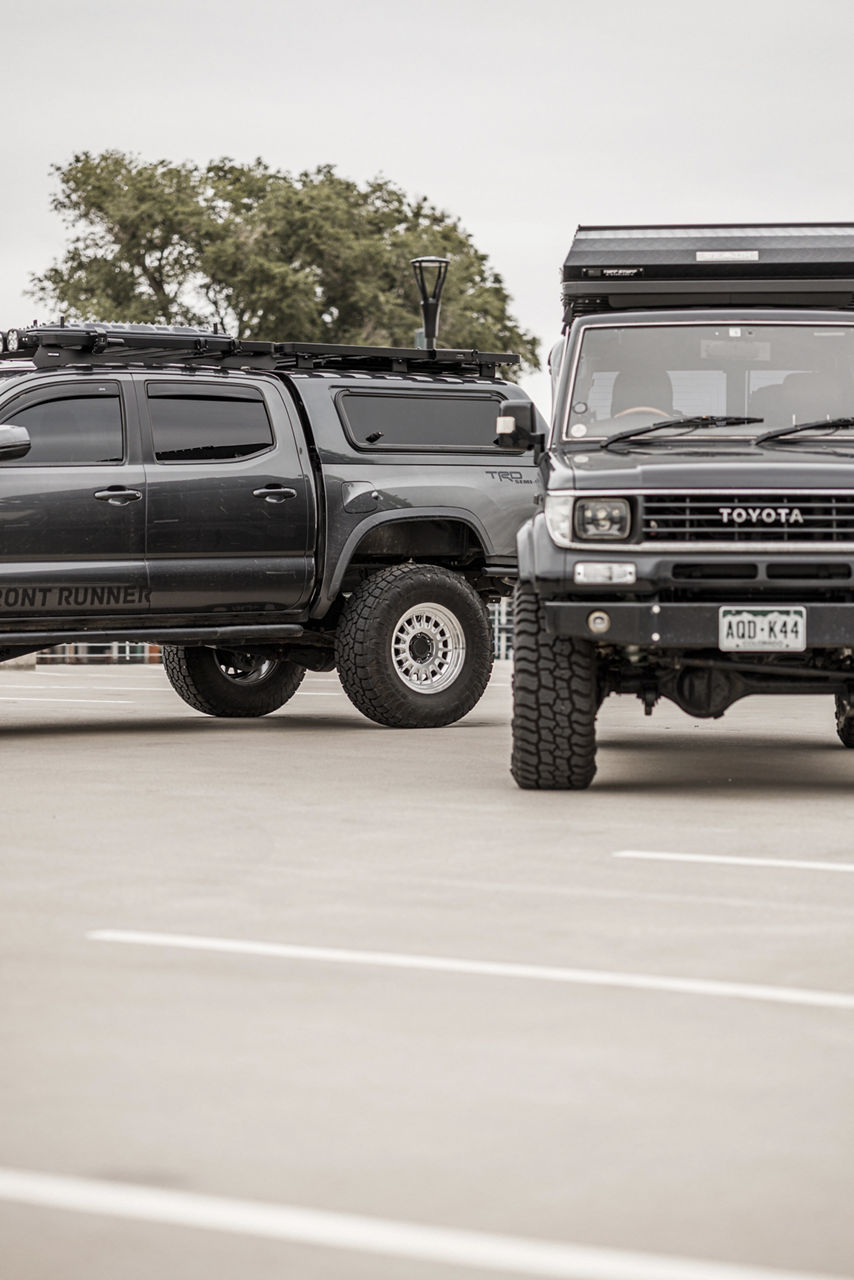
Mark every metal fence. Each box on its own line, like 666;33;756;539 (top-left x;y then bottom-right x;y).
38;643;162;665
489;598;514;660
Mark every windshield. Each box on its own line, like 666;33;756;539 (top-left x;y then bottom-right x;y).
559;322;854;443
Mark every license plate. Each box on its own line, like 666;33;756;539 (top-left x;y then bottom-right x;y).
719;606;806;652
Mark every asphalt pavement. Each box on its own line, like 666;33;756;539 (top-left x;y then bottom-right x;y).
1;661;853;1280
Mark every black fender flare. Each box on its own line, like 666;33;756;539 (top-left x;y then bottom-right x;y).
310;506;493;620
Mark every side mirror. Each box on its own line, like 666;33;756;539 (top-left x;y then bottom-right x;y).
0;424;30;461
495;401;545;460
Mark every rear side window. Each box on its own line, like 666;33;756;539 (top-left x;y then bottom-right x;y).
0;384;123;465
337;392;505;452
147;383;274;462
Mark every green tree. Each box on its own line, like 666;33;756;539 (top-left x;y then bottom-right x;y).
31;152;539;373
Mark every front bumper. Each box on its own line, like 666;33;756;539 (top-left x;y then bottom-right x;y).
518;513;854;648
544;600;854;647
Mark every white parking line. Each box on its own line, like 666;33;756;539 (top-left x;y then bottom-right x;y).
0;696;133;705
0;1169;839;1280
87;930;854;1011
614;851;854;874
0;684;169;693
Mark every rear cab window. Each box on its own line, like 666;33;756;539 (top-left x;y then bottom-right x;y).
145;381;274;462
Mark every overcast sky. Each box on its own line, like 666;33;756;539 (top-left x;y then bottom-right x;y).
3;0;854;409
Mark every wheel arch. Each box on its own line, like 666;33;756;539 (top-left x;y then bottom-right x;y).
311;508;492;620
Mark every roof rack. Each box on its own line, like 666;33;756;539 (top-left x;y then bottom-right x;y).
0;323;519;378
562;224;854;322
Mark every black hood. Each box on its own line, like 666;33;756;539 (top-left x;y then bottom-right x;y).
548;443;854;491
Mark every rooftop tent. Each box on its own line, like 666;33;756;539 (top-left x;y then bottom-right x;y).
561;224;854;321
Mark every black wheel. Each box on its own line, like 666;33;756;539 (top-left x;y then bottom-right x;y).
335;564;493;728
161;645;306;717
511;582;599;789
835;694;854;747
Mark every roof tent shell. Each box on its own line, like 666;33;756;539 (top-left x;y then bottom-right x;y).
561;224;854;321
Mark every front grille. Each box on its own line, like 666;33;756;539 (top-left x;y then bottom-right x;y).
642;494;854;543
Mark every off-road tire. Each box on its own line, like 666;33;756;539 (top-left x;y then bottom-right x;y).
835;694;854;747
161;645;306;717
335;563;493;728
511;583;599;789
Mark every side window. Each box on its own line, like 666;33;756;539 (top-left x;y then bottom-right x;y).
147;384;274;462
0;384;123;465
337;392;505;452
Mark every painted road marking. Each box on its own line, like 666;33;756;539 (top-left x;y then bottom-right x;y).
87;930;854;1011
614;851;854;875
0;685;337;696
0;684;170;693
0;696;133;705
0;1169;841;1280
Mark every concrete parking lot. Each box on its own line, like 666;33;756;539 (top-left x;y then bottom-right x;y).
1;662;853;1280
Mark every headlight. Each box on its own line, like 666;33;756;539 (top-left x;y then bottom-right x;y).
544;494;632;546
574;498;631;541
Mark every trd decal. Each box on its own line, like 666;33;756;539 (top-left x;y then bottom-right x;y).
485;470;536;485
0;586;150;609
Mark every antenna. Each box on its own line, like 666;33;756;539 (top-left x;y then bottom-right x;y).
411;257;449;350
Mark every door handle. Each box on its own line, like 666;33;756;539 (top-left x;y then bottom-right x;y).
253;485;297;504
93;487;143;506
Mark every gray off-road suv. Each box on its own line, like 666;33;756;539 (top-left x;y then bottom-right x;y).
0;312;542;728
497;223;854;787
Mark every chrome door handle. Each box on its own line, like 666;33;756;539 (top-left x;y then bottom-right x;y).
93;487;143;505
253;485;297;504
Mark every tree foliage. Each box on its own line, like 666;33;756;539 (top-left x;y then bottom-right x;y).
31;152;539;373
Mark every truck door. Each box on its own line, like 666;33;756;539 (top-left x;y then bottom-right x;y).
140;379;315;615
0;378;148;620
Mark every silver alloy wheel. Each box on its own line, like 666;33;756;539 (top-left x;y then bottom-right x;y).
390;602;466;694
214;650;276;685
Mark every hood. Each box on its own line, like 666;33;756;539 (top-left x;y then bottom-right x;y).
548;443;854;491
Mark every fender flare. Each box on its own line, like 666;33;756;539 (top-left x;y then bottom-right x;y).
310;506;494;620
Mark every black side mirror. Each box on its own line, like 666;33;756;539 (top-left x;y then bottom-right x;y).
495;401;545;460
0;424;30;461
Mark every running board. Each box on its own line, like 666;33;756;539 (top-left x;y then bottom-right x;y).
0;623;305;648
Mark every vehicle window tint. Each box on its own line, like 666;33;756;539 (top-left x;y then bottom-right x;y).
0;389;123;465
148;394;274;462
338;393;504;451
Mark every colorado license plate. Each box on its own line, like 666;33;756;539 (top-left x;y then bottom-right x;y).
718;606;806;652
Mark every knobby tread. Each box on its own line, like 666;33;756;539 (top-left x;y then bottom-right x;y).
161;645;305;717
511;583;598;789
835;694;854;747
335;563;493;728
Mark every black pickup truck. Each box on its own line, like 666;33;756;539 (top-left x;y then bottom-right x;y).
0;321;541;727
499;223;854;787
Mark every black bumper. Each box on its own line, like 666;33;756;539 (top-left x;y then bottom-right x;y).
543;600;854;647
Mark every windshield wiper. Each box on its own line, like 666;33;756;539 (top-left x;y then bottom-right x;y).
755;417;854;444
602;415;763;450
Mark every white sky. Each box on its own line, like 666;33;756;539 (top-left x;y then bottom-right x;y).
2;0;854;410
